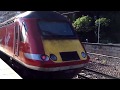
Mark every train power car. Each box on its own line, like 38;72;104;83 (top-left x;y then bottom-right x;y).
0;11;89;78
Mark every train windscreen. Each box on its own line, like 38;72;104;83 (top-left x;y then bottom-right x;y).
38;21;76;38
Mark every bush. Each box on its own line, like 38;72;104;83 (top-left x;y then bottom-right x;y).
73;15;93;32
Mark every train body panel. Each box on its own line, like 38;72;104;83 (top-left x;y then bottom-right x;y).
0;11;90;73
0;22;14;57
43;39;87;63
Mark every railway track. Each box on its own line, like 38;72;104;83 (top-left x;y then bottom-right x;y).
86;52;120;78
87;52;120;66
77;74;90;79
77;67;119;79
1;51;120;79
84;68;120;79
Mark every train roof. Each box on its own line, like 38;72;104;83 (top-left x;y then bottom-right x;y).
16;11;68;20
0;11;68;27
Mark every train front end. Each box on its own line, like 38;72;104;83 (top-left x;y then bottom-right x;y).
39;12;89;71
21;11;89;76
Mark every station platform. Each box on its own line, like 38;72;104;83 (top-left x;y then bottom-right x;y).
0;58;22;79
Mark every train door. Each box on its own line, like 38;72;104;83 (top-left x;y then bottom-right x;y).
13;23;20;56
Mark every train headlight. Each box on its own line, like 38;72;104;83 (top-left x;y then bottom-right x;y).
81;52;87;58
41;54;49;61
50;54;57;61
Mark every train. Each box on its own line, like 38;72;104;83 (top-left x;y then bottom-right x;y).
0;11;90;79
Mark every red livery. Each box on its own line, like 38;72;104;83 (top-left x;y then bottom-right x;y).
0;11;89;78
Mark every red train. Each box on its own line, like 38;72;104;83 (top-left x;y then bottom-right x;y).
0;11;89;78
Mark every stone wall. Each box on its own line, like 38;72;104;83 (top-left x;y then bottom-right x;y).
82;42;120;57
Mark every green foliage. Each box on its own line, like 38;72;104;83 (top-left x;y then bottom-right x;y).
72;15;111;43
73;15;93;32
95;18;110;27
94;17;110;43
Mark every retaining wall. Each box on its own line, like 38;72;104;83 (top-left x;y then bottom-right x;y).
82;42;120;57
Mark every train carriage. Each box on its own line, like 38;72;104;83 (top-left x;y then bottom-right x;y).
0;11;89;78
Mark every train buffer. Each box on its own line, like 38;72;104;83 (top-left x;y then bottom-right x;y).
0;58;22;79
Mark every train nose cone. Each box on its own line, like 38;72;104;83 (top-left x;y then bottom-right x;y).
42;39;87;63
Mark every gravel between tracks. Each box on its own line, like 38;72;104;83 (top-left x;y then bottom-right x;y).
85;54;120;78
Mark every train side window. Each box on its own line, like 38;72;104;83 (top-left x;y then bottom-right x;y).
7;20;14;25
20;31;24;42
15;25;19;39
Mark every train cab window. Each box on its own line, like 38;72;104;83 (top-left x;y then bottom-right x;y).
21;22;27;42
38;21;76;38
22;22;28;32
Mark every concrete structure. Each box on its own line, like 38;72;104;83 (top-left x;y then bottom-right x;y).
0;58;22;79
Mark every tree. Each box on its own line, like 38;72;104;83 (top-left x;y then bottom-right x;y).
73;15;97;42
70;11;120;43
73;16;110;43
95;17;110;43
73;15;94;32
95;17;110;28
